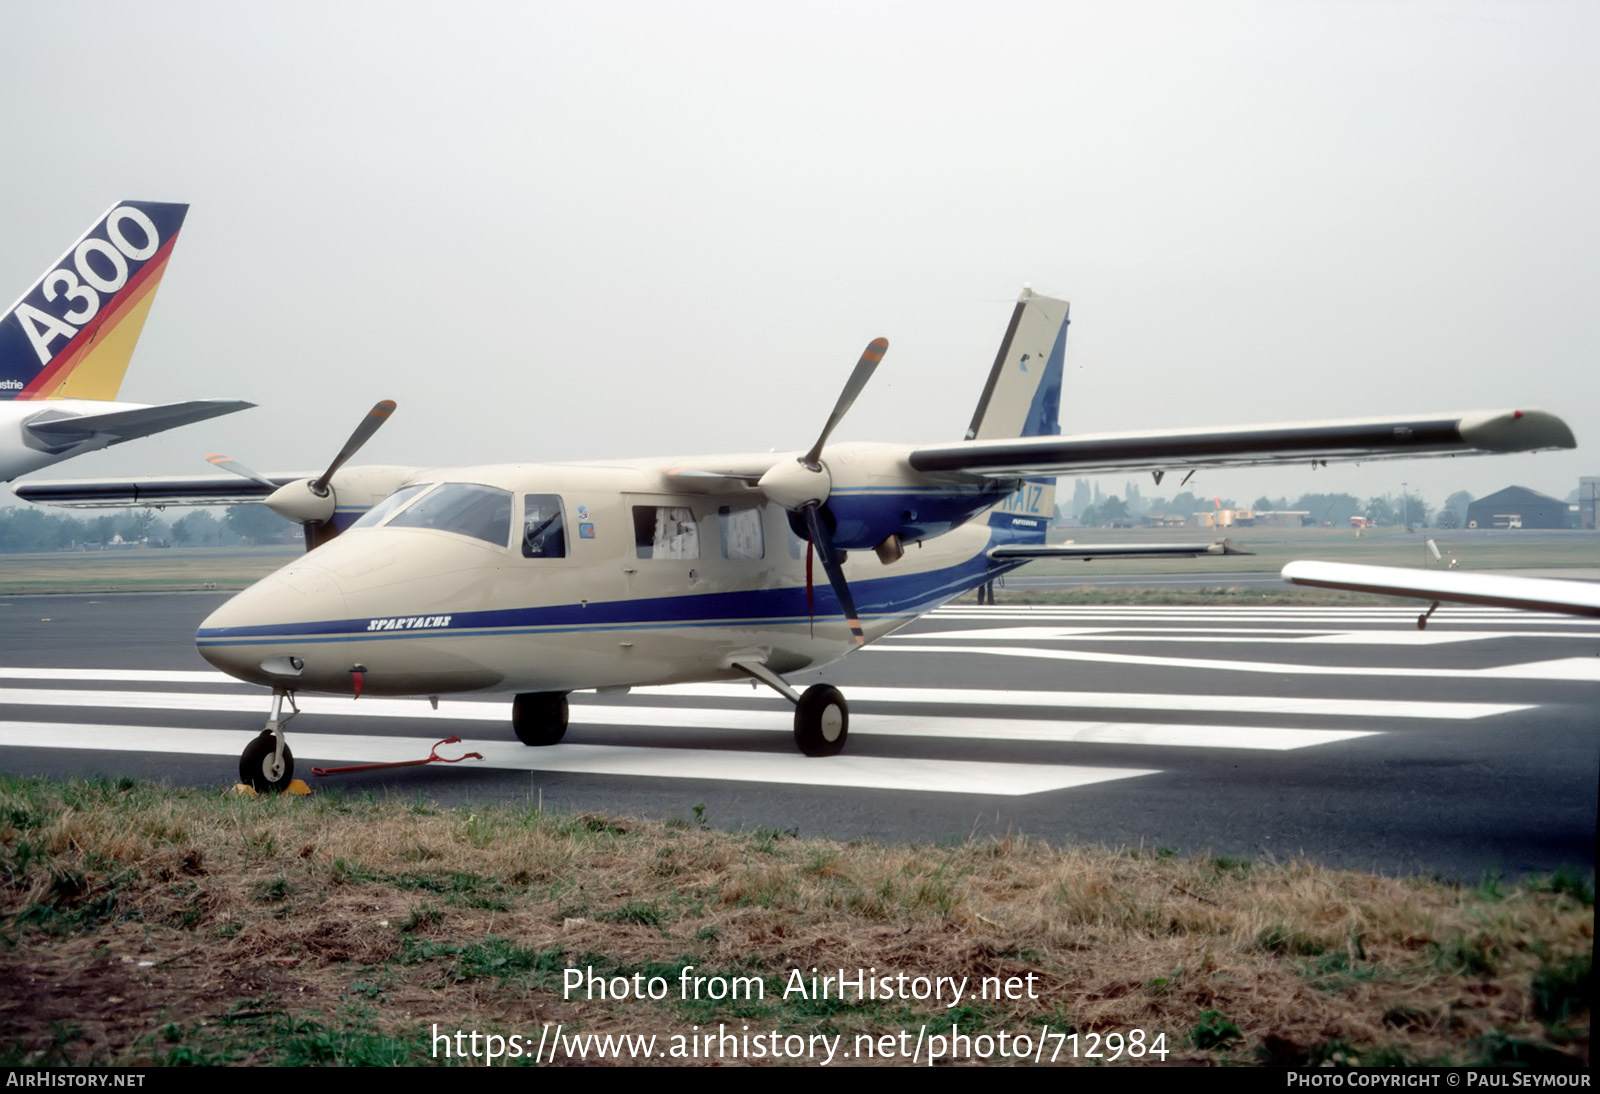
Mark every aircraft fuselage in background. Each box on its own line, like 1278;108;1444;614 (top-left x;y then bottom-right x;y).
0;201;251;483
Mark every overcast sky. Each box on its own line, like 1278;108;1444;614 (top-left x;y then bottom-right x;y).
2;1;1594;511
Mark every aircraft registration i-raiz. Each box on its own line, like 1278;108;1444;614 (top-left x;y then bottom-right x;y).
0;201;252;483
17;288;1579;791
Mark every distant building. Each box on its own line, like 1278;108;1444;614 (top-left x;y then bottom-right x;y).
1190;508;1307;529
1465;486;1568;530
1254;510;1311;528
1581;477;1598;530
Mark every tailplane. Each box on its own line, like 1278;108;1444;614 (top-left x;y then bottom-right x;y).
967;287;1068;538
1;201;189;401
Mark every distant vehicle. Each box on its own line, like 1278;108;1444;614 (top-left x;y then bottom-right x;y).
0;201;252;483
1349;516;1374;528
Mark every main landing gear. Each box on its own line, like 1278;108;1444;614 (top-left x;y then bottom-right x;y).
734;661;849;757
512;692;569;746
240;690;298;793
793;684;849;757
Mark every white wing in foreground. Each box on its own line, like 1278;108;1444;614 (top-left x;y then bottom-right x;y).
1281;561;1600;619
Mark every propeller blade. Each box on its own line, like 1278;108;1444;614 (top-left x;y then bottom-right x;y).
205;453;277;491
802;504;865;647
310;400;397;498
800;338;887;471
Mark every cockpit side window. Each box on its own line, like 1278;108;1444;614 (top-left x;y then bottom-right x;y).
522;494;567;558
385;483;513;547
349;483;432;530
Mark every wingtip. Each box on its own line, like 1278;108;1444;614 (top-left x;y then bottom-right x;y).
1459;408;1576;452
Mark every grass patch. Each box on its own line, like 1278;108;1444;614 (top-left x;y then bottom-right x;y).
0;775;1589;1066
0;546;300;595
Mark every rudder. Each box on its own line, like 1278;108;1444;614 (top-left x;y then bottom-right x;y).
0;201;188;401
967;287;1068;538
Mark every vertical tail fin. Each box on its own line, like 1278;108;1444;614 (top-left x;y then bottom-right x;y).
1;201;189;401
968;287;1068;537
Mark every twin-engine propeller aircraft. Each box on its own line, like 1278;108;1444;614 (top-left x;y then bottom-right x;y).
1;201;252;482
18;289;1578;791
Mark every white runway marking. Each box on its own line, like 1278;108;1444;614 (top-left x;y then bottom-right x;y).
903;625;1597;645
0;686;1378;752
876;645;1600;682
0;667;225;684
0;682;1531;721
0;722;1156;796
0;592;1568;798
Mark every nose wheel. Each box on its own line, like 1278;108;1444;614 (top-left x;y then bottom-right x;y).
239;690;298;793
240;730;295;793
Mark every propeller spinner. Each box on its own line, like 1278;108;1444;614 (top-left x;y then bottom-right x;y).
757;339;887;645
209;400;398;551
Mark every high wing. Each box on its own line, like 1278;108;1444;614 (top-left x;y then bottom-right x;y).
1281;560;1600;619
20;399;255;454
908;409;1575;477
14;470;300;508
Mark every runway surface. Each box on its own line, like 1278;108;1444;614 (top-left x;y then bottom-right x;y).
0;592;1594;880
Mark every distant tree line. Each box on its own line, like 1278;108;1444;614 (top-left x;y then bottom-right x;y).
1062;483;1484;529
0;505;297;553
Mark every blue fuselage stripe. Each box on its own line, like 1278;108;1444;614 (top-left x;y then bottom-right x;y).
196;530;1033;648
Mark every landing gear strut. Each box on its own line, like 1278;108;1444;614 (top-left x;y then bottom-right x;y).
240;690;298;792
733;661;849;757
512;692;569;745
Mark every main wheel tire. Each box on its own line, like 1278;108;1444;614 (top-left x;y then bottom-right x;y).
794;684;848;757
240;731;295;793
512;692;569;746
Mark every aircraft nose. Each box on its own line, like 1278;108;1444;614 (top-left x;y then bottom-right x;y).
196;563;350;686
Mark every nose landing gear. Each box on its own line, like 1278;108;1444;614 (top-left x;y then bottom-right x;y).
240;689;299;793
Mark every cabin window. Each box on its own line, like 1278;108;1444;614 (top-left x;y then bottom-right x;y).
632;505;699;559
385;482;513;547
349;483;432;530
719;506;764;560
522;494;567;558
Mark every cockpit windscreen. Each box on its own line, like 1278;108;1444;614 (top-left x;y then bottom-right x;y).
349;483;432;531
382;483;513;547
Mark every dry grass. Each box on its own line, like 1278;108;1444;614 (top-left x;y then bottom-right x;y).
0;547;298;594
0;777;1590;1067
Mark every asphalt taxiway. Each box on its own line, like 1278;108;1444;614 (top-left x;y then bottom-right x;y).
0;591;1594;881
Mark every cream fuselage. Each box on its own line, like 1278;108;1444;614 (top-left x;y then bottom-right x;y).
195;446;1029;697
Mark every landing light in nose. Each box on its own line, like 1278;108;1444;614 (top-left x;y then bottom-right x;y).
260;656;305;678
